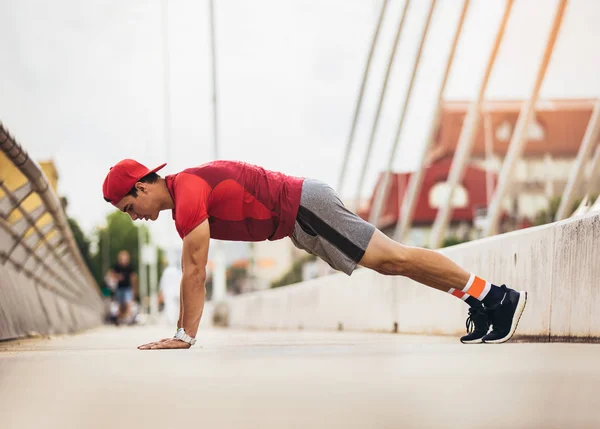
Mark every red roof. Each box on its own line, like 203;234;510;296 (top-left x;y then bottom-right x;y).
358;159;495;229
428;98;598;163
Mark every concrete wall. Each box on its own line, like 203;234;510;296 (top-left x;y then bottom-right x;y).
0;263;101;339
224;212;600;342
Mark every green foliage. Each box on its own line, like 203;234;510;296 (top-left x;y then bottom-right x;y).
87;211;164;292
271;254;317;288
227;265;248;294
533;196;561;226
68;217;92;271
89;211;141;286
441;236;468;248
532;196;583;226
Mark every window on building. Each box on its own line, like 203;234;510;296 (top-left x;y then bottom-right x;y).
429;182;469;209
496;120;512;142
528;117;545;141
495;117;545;142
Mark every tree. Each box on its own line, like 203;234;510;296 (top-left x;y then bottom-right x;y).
89;211;139;286
68;217;93;273
89;210;165;295
442;236;468;248
63;196;94;280
532;196;583;226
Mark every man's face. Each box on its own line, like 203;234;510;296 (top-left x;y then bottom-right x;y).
115;182;161;222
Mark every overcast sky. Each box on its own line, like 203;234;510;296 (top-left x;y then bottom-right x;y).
1;0;599;249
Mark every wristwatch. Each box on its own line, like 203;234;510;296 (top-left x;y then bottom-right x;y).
174;328;196;346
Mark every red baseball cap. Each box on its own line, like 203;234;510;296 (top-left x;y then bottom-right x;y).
102;159;166;204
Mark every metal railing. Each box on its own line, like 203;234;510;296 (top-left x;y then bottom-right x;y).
0;121;102;338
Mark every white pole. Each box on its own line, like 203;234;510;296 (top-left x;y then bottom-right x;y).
208;0;226;301
428;0;514;248
555;100;600;220
212;244;226;301
337;0;389;194
392;0;470;241
353;0;411;211
160;0;178;277
369;0;437;226
161;0;172;165
483;110;495;205
209;0;219;161
484;0;569;236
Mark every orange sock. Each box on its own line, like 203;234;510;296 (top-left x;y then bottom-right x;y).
447;287;482;308
461;274;492;301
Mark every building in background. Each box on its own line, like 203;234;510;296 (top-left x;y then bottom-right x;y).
360;98;599;247
0;155;59;240
358;158;498;247
431;98;599;220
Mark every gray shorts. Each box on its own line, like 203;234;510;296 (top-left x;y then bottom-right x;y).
290;179;376;275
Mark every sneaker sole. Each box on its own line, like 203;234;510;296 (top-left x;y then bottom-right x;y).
460;338;484;344
483;291;527;344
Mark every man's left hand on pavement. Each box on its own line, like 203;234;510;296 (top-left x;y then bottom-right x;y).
138;338;191;350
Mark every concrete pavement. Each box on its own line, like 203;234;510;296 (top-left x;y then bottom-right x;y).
1;325;599;429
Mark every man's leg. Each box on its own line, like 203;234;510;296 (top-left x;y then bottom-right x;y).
359;230;527;343
290;178;524;343
359;230;469;291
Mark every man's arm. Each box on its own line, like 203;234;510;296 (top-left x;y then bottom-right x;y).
179;219;210;337
137;220;210;350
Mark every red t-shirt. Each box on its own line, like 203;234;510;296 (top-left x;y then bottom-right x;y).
165;161;304;241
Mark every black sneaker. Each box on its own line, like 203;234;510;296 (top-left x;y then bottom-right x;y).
482;285;527;344
460;306;490;344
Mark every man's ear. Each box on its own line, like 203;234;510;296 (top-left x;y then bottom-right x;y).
135;182;145;193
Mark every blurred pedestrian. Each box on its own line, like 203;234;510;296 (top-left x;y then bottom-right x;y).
106;250;137;325
159;249;182;325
